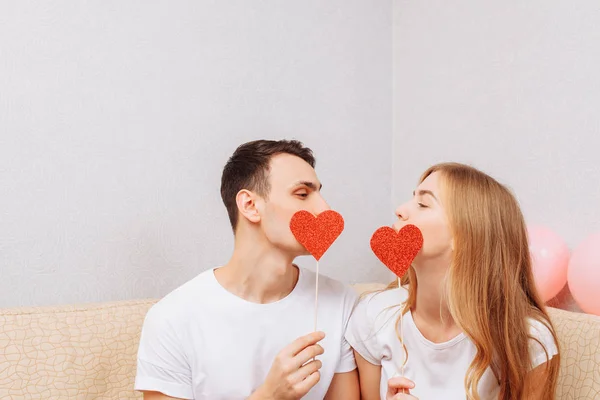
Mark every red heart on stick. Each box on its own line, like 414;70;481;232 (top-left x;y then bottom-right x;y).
370;224;424;278
290;210;344;261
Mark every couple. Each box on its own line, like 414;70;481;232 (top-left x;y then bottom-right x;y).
135;139;559;400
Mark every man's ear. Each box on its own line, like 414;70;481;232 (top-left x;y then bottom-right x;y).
236;189;261;224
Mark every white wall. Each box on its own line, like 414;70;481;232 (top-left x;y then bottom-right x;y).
393;1;600;309
0;0;393;307
8;2;593;309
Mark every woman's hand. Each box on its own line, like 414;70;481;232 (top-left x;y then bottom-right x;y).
386;376;418;400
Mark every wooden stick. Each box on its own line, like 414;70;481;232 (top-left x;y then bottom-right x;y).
399;276;406;393
312;261;320;362
315;261;319;332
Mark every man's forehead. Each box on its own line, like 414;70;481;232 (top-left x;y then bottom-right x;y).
268;153;319;185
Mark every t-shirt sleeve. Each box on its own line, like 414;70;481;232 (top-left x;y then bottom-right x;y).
528;317;559;369
344;293;383;366
134;305;194;399
337;286;359;373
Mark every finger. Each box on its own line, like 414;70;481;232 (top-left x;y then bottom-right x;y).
284;332;326;357
387;386;411;398
294;344;324;367
290;359;322;383
294;370;321;396
392;394;418;400
388;376;415;390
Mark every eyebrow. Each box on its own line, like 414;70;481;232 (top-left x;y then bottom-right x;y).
294;181;323;191
413;189;438;202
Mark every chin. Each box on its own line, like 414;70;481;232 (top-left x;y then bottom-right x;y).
273;241;306;258
292;247;310;258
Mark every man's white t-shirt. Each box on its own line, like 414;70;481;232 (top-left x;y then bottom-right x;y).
135;266;357;399
345;287;558;400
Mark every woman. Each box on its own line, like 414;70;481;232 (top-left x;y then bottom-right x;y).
346;163;559;400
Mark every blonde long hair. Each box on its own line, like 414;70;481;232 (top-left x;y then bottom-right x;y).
391;163;559;400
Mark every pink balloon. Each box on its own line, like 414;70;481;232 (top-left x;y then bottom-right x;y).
528;226;570;302
568;232;600;316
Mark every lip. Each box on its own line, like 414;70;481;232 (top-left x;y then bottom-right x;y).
392;223;403;232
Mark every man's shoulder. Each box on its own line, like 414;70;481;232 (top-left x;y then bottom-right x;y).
146;268;217;321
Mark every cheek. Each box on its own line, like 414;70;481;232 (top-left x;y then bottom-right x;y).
262;205;289;233
261;204;299;243
263;196;296;222
420;221;452;255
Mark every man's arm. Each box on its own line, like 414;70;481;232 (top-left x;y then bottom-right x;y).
142;391;186;400
324;369;359;400
134;304;194;399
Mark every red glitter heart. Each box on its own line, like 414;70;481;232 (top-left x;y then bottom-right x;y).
370;224;424;278
290;210;344;261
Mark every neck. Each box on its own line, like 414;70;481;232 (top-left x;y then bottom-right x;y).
411;258;461;343
214;229;299;304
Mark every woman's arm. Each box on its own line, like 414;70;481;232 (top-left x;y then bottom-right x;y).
324;370;360;400
520;357;559;400
354;350;383;400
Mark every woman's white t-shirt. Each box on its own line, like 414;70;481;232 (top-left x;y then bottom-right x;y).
345;287;558;400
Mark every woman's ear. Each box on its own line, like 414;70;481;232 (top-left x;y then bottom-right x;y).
236;189;261;225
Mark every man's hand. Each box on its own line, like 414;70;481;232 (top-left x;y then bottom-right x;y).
250;331;326;400
386;376;418;400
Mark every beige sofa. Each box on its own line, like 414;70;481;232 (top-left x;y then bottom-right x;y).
1;284;599;399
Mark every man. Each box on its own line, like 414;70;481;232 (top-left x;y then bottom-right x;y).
135;139;359;399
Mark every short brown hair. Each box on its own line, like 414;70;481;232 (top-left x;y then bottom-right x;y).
220;139;316;231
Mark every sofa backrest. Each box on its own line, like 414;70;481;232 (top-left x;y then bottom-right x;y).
0;299;156;399
548;307;600;399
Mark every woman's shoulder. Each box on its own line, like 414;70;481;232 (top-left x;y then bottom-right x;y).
355;286;409;322
526;315;559;367
526;315;556;342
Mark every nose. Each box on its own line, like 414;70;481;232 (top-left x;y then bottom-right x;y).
314;193;330;215
395;202;409;221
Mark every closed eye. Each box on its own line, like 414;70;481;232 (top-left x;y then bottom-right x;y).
418;203;428;208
